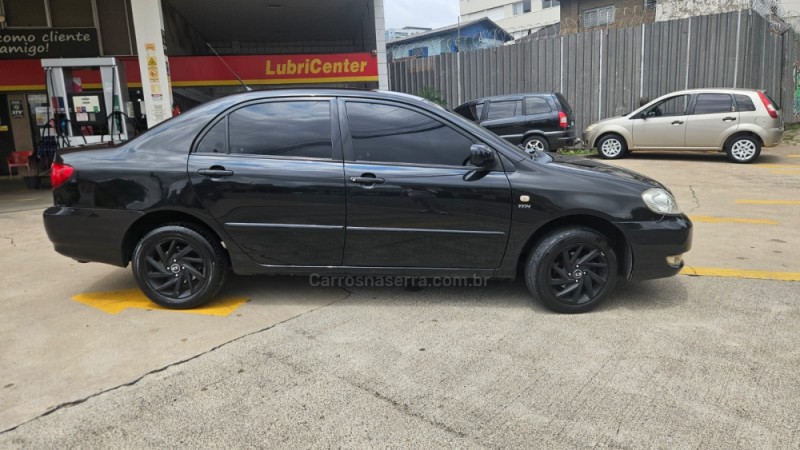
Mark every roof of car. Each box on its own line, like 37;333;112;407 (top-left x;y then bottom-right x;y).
456;93;558;107
656;88;763;97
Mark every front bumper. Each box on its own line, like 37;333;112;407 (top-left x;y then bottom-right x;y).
615;215;693;281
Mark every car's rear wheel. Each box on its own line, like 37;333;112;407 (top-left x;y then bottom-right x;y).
726;135;761;163
525;227;618;313
523;136;549;154
597;134;627;159
132;224;228;309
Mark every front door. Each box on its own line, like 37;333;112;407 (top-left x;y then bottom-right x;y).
631;94;690;149
340;100;512;269
188;98;346;266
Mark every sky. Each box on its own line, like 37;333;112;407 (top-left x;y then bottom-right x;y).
384;0;460;30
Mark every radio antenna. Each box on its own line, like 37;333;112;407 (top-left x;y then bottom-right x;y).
206;42;252;91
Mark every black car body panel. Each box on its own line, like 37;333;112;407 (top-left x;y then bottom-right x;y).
454;93;578;150
44;89;691;290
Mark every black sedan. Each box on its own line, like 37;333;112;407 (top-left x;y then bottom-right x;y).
44;89;692;313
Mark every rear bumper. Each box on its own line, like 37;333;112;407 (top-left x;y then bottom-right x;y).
762;127;784;147
615;215;693;281
44;206;144;267
546;129;578;149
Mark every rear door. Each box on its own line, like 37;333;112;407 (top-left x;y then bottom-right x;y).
522;96;557;131
187;98;346;266
341;99;513;269
480;98;525;145
685;93;738;149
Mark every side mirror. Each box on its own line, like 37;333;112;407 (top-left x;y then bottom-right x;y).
469;144;495;167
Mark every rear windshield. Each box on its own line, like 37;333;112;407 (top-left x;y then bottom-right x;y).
555;93;573;115
765;92;780;109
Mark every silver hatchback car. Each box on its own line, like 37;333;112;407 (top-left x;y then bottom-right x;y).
583;88;784;163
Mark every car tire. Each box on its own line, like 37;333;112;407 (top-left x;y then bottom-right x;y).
131;224;228;309
523;136;550;154
524;227;618;314
726;135;761;163
596;134;627;159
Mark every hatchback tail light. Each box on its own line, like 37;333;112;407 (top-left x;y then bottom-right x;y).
51;163;75;189
558;111;568;129
757;91;778;119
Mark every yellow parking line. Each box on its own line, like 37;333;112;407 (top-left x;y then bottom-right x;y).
682;266;800;282
755;164;800;168
689;215;777;225
787;155;800;158
736;199;800;205
72;289;249;316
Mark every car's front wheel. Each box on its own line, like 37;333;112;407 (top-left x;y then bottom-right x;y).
726;135;761;163
596;134;627;159
523;136;550;154
525;227;618;313
131;224;228;309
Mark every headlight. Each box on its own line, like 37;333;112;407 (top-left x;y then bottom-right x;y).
641;188;681;215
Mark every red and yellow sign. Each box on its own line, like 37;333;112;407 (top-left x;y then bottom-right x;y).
0;52;378;91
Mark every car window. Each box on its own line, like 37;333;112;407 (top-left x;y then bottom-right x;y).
734;94;756;112
486;100;522;120
196;118;227;154
646;95;689;117
228;101;333;159
693;94;734;115
525;97;552;115
473;102;485;120
346;102;474;167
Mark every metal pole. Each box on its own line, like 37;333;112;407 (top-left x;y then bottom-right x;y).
685;18;692;89
640;24;645;99
733;8;742;87
598;31;604;119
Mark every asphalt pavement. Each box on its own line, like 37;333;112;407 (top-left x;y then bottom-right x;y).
1;145;799;448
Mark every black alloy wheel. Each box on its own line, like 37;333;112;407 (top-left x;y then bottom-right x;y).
132;225;228;309
525;227;618;313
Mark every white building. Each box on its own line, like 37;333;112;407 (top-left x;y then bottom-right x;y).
386;27;432;42
459;0;561;39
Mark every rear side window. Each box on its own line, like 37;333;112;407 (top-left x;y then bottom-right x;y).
555;93;573;114
228;101;333;159
486;100;522;120
693;94;734;115
525;97;552;115
196;119;227;154
734;94;756;112
346;102;474;167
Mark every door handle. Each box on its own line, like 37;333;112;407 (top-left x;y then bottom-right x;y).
349;175;385;185
198;168;234;178
671;120;684;125
722;117;737;122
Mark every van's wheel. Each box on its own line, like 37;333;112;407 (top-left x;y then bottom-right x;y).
132;224;228;309
523;136;549;154
726;135;761;163
597;134;627;159
525;227;618;313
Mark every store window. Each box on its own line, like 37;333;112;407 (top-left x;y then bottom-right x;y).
583;6;615;29
50;0;95;28
513;0;532;16
3;0;95;28
4;0;49;27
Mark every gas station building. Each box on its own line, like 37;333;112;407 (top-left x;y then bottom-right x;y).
0;0;388;172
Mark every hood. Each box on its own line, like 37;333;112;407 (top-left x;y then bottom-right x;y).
546;154;665;189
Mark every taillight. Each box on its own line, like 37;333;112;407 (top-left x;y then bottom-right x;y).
558;111;568;129
51;163;74;189
757;91;778;119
